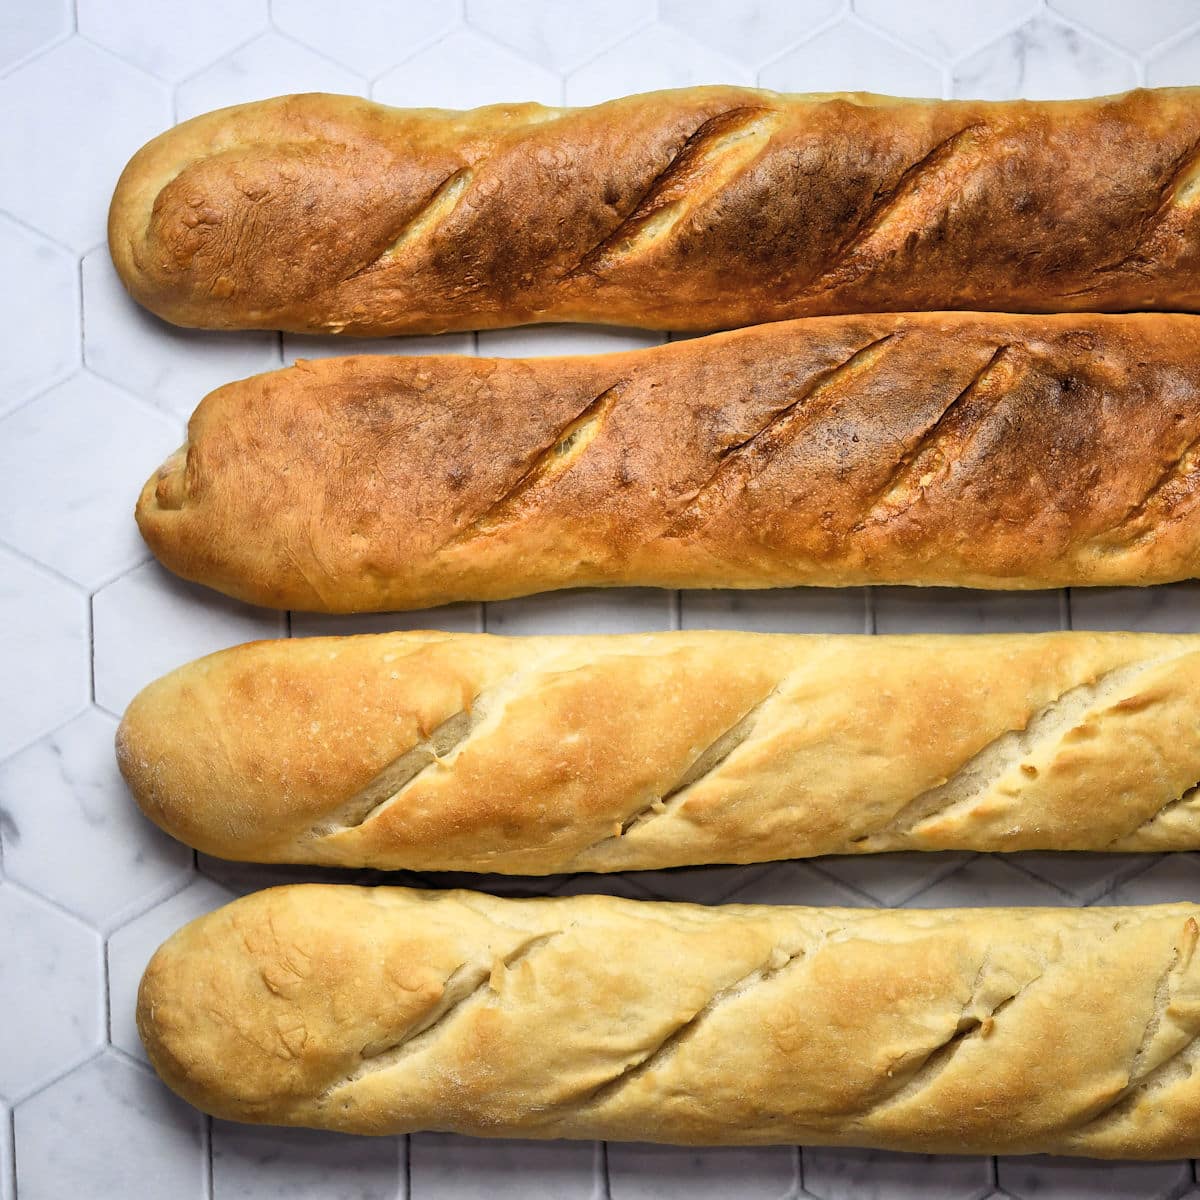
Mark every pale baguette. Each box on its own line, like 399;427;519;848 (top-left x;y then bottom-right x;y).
139;884;1200;1155
117;630;1200;873
136;313;1200;610
108;88;1200;333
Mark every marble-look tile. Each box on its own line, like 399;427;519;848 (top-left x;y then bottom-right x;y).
607;1143;798;1200
78;0;268;82
1147;28;1200;85
680;588;869;633
873;587;1064;633
855;0;1037;61
722;860;867;907
0;884;102;1102
626;861;776;904
759;20;941;97
14;1052;205;1200
106;876;232;1060
212;1122;401;1199
274;0;461;78
952;15;1137;100
0;372;178;589
83;249;281;421
0;708;191;930
373;29;562;110
0;549;88;761
1;1102;11;1200
485;589;674;634
552;872;658;900
282;331;475;364
1068;584;1200;632
814;852;974;907
661;0;839;69
92;561;285;717
1050;0;1200;55
0;39;171;252
0;216;78;418
467;0;651;73
292;604;485;637
904;855;1070;908
803;1147;991;1200
566;24;754;106
0;0;70;71
997;1155;1190;1199
1096;854;1200;906
477;325;664;358
410;1132;599;1199
175;31;366;122
1002;852;1151;904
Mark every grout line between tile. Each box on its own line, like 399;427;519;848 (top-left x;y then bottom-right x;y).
7;1107;15;1200
401;1132;411;1200
598;1140;612;1200
204;1114;214;1199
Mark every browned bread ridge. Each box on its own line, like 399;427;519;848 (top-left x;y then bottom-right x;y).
136;312;1200;610
117;630;1200;874
139;884;1200;1155
109;88;1200;333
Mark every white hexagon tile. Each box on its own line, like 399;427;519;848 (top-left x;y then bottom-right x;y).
4;1;1200;1198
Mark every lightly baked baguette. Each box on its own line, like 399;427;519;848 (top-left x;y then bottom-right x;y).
108;87;1200;333
136;312;1200;610
116;630;1200;873
139;884;1200;1156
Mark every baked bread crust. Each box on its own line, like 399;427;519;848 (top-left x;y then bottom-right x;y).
138;884;1200;1155
116;630;1200;873
135;313;1200;610
109;88;1200;333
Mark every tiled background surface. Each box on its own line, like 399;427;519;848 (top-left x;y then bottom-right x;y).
4;0;1200;1196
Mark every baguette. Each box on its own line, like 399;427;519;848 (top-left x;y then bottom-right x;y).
116;630;1200;873
136;312;1200;610
108;88;1200;333
138;884;1200;1156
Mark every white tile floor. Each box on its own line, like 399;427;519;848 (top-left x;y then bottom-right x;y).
3;1;1200;1197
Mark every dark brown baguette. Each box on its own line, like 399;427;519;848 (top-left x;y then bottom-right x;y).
136;312;1200;610
139;884;1200;1156
117;631;1200;873
109;88;1200;333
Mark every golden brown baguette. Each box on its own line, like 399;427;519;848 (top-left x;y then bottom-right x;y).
116;630;1200;873
137;312;1200;610
139;884;1200;1155
109;88;1200;333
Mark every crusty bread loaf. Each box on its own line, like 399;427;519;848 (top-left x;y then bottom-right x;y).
136;312;1200;610
109;88;1200;333
117;630;1200;873
139;884;1200;1156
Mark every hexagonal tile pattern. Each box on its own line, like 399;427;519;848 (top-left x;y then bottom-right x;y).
92;561;284;716
106;876;233;1060
291;603;484;637
78;0;268;82
83;249;281;420
1;1103;12;1200
855;0;1038;61
374;29;561;109
467;0;649;73
276;0;461;78
1003;851;1151;904
661;0;839;69
873;587;1064;633
212;1121;401;1198
410;1133;598;1199
803;1147;991;1200
814;851;975;907
0;372;179;589
607;1144;797;1200
1097;855;1200;906
14;1052;205;1200
722;860;867;907
1147;27;1200;85
175;31;366;122
904;855;1070;908
680;588;869;633
566;24;754;106
282;330;474;364
486;589;674;634
759;20;942;97
997;1156;1190;1200
0;549;88;761
0;0;70;72
0;884;102;1102
0;39;170;251
1070;583;1200;631
0;708;191;929
0;216;78;418
953;15;1137;100
1050;0;1200;55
